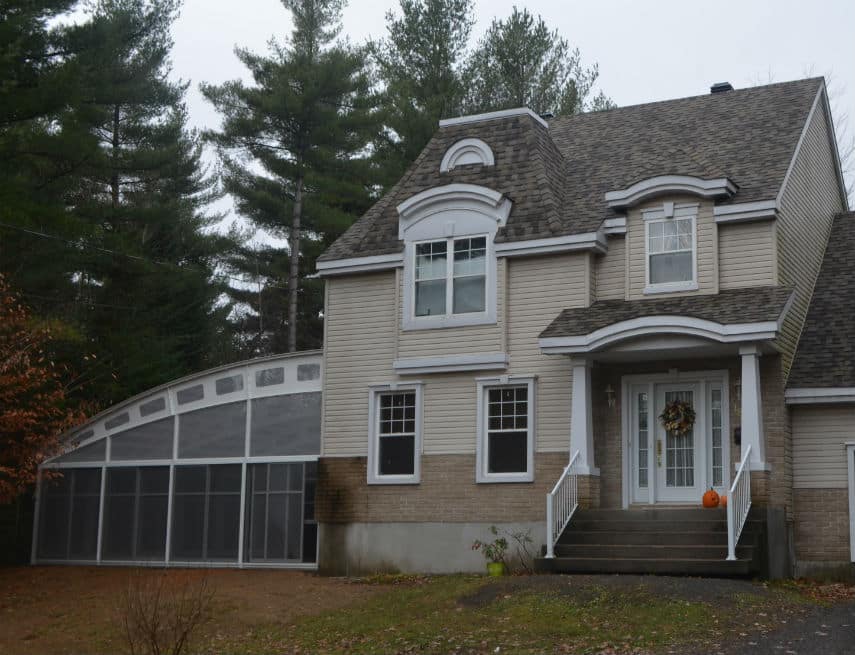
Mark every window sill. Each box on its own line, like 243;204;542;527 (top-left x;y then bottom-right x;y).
643;282;698;296
476;472;533;484
367;475;421;486
402;311;496;331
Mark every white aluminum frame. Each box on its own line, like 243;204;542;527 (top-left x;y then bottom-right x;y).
621;370;730;508
367;382;424;485
642;203;699;295
475;375;537;483
848;442;855;562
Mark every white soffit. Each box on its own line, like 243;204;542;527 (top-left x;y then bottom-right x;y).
315;252;404;277
785;388;855;404
713;200;778;224
605;175;737;209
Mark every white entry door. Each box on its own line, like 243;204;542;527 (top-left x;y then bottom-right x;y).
628;375;727;506
654;384;703;503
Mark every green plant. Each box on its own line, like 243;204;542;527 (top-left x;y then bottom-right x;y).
472;526;509;564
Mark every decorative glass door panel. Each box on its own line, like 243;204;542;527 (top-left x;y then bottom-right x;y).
655;384;703;502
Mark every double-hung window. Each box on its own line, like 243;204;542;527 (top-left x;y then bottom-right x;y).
414;236;487;318
368;385;422;484
645;213;696;292
476;378;535;483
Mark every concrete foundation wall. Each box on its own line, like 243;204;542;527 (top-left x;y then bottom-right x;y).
318;521;545;575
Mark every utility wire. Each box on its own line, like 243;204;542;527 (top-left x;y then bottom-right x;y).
0;220;292;290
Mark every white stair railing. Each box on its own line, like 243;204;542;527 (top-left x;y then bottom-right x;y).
726;444;752;561
546;450;580;559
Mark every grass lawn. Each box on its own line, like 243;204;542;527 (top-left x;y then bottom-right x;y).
0;566;848;655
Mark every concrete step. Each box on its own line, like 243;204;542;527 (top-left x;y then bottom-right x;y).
569;519;730;532
559;530;733;546
553;543;754;560
535;556;753;577
575;508;728;521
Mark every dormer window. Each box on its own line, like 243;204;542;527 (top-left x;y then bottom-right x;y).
643;202;698;294
414;237;487;317
397;184;510;330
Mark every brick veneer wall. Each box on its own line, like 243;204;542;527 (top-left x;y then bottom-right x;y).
317;453;567;524
793;488;851;562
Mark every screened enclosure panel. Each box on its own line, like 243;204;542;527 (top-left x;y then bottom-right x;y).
37;469;101;560
52;439;106;463
246;462;317;563
249;393;321;457
110;418;174;461
178;402;246;458
170;464;241;561
102;467;169;561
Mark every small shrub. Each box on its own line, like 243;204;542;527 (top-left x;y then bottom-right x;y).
120;569;215;655
472;526;509;565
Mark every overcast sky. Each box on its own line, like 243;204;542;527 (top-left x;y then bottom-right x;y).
170;0;855;233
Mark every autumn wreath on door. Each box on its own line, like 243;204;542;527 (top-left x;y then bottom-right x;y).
659;399;696;436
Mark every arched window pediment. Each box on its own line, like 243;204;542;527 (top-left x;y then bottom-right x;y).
604;175;737;209
440;138;495;172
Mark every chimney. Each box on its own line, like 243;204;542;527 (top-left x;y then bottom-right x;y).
710;82;734;94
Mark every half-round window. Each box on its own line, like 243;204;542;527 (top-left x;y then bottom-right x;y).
440;138;495;172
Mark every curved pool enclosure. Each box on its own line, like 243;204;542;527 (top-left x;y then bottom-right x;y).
32;351;322;568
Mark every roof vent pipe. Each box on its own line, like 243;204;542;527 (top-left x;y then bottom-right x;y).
710;82;734;94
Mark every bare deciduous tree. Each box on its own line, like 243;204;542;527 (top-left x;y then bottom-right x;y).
120;569;215;655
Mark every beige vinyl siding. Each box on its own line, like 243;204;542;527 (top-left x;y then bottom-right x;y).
508;253;589;452
626;197;718;300
719;221;778;289
776;93;846;377
595;235;626;300
397;259;505;358
322;272;397;457
792;406;854;488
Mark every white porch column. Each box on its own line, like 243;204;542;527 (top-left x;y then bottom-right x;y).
569;357;598;475
739;344;768;471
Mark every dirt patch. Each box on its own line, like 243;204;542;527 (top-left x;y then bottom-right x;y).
0;566;380;655
457;573;772;608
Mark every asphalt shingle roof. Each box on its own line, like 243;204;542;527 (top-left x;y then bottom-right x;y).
788;212;855;388
320;78;823;262
539;287;795;339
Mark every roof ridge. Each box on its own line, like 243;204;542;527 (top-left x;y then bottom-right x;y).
548;77;824;124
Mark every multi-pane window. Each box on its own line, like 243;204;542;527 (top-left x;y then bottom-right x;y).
247;463;305;562
711;388;723;487
414;236;486;317
483;385;531;479
647;217;694;286
637;393;649;489
102;467;169;561
377;392;417;476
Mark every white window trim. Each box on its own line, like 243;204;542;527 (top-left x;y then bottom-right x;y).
642;203;698;295
367;383;424;485
476;376;536;483
404;235;496;330
847;442;855;562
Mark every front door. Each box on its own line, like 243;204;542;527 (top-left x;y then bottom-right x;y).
654;385;702;502
628;375;727;505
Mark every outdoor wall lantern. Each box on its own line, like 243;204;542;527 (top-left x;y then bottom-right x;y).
604;384;616;408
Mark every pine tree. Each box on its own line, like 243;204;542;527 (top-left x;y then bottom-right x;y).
463;7;614;116
203;0;379;353
59;0;237;403
371;0;474;180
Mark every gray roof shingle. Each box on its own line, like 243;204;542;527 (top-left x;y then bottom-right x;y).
539;287;795;339
788;212;855;388
320;78;823;262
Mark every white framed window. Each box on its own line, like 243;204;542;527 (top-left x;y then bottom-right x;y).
476;376;535;483
413;236;487;319
367;384;423;485
643;203;698;294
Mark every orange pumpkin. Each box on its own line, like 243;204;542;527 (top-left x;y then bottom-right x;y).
702;488;720;508
720;495;727;508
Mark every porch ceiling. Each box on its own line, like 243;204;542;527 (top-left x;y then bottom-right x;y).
538;286;794;355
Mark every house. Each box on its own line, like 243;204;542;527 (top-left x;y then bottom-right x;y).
314;77;852;577
30;78;853;579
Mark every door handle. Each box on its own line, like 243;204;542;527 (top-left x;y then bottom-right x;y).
656;440;662;467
